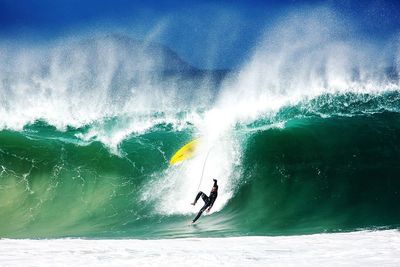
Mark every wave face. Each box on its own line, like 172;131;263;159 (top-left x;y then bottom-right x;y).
1;93;399;238
1;8;400;238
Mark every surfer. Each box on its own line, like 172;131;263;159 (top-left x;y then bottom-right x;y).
190;179;218;223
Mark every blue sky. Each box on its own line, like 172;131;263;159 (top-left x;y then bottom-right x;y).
1;0;399;69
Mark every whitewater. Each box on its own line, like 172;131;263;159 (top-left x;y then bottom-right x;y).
1;230;400;266
1;7;400;266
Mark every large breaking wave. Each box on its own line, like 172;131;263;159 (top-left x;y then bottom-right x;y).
0;7;399;238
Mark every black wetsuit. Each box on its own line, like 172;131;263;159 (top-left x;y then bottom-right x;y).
192;188;218;223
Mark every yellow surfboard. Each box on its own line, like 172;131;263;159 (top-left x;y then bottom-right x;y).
169;139;199;165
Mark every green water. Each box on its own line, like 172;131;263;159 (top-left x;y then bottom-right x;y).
1;93;400;238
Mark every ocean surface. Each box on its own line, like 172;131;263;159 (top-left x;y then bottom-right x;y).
1;15;400;265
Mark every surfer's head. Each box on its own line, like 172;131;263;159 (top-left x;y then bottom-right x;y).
212;179;218;192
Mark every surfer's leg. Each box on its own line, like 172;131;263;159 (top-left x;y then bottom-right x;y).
192;203;209;223
191;191;204;205
201;193;210;204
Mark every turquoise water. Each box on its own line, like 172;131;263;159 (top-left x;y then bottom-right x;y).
1;92;399;238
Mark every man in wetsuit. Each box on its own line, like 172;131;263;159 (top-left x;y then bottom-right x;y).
190;179;218;223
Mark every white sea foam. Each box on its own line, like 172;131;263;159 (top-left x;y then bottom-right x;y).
215;7;399;127
1;230;399;266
